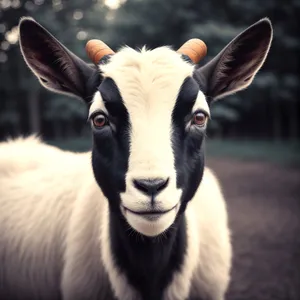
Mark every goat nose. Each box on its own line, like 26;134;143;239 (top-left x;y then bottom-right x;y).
133;178;169;196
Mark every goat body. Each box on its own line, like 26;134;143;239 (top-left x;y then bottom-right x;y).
0;16;273;300
0;136;231;300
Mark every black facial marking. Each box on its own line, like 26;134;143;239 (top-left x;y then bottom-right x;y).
98;78;130;121
84;67;102;104
91;77;130;212
98;54;113;65
172;76;206;213
110;212;187;300
181;54;194;64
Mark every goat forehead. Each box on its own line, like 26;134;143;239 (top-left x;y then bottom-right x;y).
99;46;195;113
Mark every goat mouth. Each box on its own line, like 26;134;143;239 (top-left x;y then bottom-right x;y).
122;204;177;216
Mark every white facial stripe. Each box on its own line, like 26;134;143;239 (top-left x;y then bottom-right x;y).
88;91;107;118
119;81;184;224
192;91;210;117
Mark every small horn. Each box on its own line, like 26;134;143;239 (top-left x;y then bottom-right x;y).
86;39;115;64
177;38;207;63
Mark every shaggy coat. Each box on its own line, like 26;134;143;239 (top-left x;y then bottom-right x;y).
0;136;230;300
0;17;272;300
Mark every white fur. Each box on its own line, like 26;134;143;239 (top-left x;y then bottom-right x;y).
0;135;231;300
0;135;64;175
1;46;230;300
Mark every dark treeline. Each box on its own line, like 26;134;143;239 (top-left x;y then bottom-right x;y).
0;0;299;142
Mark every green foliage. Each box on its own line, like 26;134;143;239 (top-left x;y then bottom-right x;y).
0;109;19;125
43;96;87;121
0;0;299;141
0;0;107;134
205;138;300;167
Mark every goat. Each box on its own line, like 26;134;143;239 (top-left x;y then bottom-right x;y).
0;17;273;300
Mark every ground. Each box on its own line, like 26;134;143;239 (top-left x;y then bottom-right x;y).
207;157;300;300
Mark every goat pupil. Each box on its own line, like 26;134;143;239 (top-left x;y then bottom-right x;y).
94;115;106;127
194;112;206;125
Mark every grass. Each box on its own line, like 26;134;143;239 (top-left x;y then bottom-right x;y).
205;138;300;167
46;136;300;168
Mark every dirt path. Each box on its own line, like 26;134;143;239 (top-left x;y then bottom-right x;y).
207;157;300;300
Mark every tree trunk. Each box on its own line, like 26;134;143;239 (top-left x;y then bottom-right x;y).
28;86;41;135
53;120;62;139
289;99;298;142
272;96;281;142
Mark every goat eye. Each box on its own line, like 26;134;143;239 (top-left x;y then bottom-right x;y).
92;114;108;128
192;111;207;127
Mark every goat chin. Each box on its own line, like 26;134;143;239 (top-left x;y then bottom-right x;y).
0;135;232;300
121;205;178;237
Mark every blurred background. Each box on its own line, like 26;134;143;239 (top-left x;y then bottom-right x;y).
0;0;299;299
0;0;299;164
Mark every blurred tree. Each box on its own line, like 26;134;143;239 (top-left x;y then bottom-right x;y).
0;0;108;139
0;0;299;142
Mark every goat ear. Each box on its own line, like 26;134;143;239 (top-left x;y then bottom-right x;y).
19;17;101;102
194;18;273;102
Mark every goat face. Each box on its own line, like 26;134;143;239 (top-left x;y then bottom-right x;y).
19;17;273;237
89;47;209;236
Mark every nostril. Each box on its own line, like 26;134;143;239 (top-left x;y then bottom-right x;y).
133;178;169;196
133;180;150;194
156;178;169;192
